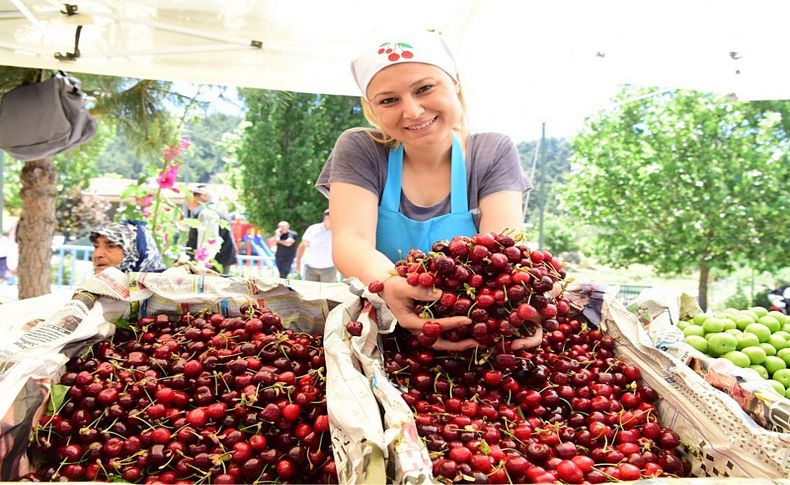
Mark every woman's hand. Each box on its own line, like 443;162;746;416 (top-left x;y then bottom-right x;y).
508;283;562;350
510;326;543;350
377;275;550;352
380;276;477;352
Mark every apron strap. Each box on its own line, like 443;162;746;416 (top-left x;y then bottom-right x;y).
381;144;403;211
449;135;469;213
382;135;468;213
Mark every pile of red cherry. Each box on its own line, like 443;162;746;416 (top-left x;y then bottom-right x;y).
370;233;689;483
372;233;568;348
25;303;337;484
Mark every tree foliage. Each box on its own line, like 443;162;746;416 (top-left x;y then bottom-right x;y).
564;87;790;307
95;112;241;181
235;90;365;234
518;137;572;249
55;186;111;239
519;137;572;216
180;113;243;183
0;66;194;297
87;77;186;159
0;68;187;194
94;129;144;178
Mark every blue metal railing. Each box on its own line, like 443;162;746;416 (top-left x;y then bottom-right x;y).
234;254;278;278
51;245;279;287
51;245;651;299
616;284;651;305
54;244;94;287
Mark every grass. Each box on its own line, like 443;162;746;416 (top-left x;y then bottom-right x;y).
567;261;698;294
562;257;789;311
565;259;698;293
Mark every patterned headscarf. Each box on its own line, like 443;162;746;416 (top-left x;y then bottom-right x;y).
90;221;166;273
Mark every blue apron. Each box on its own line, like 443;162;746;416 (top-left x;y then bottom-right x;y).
376;135;478;262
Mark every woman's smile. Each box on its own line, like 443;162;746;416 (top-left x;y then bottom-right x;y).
404;116;438;132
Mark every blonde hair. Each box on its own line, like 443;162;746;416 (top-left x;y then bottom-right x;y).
360;80;469;148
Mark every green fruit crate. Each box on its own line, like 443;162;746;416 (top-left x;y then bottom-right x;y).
626;289;790;434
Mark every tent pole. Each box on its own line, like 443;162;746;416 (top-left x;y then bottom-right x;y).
79;44;260;58
523;122;543;222
9;0;39;25
0;10;59;19
0;40;51;55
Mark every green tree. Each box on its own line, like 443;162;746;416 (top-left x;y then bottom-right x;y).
94;129;143;178
0;67;188;297
235;90;364;233
180;112;243;183
518;137;571;248
540;215;583;256
55;186;112;239
95;111;242;181
564;87;790;310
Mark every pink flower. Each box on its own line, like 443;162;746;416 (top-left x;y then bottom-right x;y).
137;194;153;208
163;146;178;163
157;165;179;189
162;138;191;163
194;247;209;262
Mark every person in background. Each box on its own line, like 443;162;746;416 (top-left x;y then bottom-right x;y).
184;184;238;273
272;220;298;279
316;31;532;351
0;224;18;284
295;209;337;282
768;284;790;315
90;221;166;274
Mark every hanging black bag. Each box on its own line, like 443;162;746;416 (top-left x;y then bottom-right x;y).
0;72;97;161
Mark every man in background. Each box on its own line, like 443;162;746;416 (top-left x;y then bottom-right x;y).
295;209;336;282
272;220;298;279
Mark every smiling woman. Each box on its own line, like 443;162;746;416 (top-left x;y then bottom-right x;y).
89;221;166;274
315;31;532;352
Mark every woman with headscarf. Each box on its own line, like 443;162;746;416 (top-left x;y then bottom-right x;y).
90;221;166;274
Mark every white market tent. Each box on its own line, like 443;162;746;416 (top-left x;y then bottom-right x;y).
1;0;789;139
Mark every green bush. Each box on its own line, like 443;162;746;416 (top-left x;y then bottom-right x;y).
722;286;750;310
52;253;74;285
752;288;772;309
542;217;583;255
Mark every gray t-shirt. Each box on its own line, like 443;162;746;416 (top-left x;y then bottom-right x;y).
316;128;531;223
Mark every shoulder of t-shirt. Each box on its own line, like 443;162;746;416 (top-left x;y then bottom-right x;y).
336;127;382;148
469;132;516;150
303;223;321;240
468;132;517;161
330;128;387;164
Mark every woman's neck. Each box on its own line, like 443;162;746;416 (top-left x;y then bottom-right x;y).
402;132;464;171
403;143;450;171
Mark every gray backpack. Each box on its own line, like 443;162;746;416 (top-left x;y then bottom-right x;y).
0;72;97;161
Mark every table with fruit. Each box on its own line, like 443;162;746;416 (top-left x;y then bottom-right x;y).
679;308;790;399
3;232;788;484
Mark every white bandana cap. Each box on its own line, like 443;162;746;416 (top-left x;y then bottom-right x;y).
351;31;458;99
